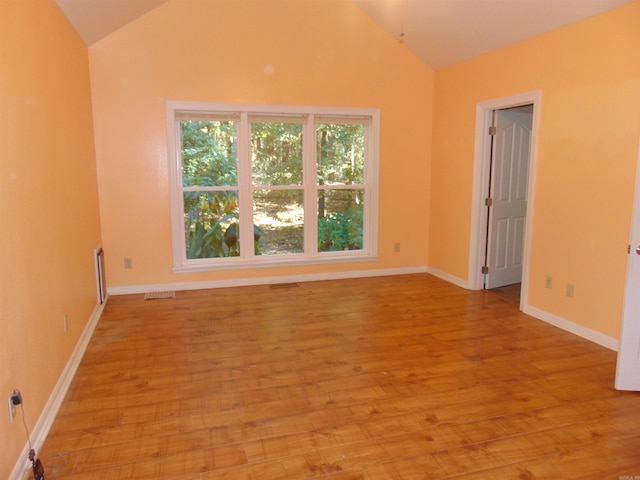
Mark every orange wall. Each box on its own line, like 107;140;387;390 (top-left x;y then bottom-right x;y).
89;0;433;289
0;0;101;476
2;0;638;474
430;1;640;338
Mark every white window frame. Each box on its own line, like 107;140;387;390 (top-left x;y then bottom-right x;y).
166;101;380;272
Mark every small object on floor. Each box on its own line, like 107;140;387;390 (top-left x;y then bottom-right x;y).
29;449;45;480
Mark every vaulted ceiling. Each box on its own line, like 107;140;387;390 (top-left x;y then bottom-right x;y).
55;0;634;69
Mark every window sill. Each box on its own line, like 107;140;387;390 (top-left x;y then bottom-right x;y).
173;252;378;273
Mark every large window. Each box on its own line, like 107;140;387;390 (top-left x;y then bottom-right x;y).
167;102;379;272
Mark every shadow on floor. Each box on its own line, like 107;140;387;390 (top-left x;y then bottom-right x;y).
488;283;521;304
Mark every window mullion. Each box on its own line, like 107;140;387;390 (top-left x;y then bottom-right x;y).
237;112;254;260
364;117;380;255
303;114;318;256
171;116;187;266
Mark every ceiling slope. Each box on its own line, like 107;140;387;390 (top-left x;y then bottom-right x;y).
55;0;169;46
55;0;635;69
354;0;635;69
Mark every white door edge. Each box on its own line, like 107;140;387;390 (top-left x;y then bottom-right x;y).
615;139;640;390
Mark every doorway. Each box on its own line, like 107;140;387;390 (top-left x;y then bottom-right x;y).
467;91;541;310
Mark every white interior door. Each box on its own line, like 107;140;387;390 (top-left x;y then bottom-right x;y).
615;144;640;391
485;107;532;289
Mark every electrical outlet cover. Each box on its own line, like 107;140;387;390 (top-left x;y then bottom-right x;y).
8;394;15;423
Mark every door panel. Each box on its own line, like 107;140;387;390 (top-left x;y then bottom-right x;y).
486;108;532;289
615;146;640;391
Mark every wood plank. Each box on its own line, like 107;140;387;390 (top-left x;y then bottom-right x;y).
35;274;640;479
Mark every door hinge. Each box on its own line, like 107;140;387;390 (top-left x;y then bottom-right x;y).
628;244;631;254
485;197;493;207
489;126;497;136
482;266;489;274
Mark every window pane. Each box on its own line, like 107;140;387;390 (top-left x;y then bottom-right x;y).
181;120;237;187
317;123;364;185
254;189;304;255
251;121;303;186
318;189;364;252
184;191;240;258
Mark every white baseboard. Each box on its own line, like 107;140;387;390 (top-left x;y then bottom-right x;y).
424;267;618;352
425;266;469;289
107;266;430;295
9;299;107;480
108;265;617;351
10;267;616;479
523;305;619;351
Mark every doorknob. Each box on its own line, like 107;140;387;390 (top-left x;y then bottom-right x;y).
636;245;640;255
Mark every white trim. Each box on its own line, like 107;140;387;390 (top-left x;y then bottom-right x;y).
426;266;619;351
166;101;380;271
106;266;429;296
9;299;107;480
238;112;253;261
94;245;106;304
365;112;380;256
425;266;469;289
523;305;619;351
167;100;379;118
174;252;378;273
424;268;618;352
7;264;616;480
166;101;186;269
468;91;542;312
107;267;619;354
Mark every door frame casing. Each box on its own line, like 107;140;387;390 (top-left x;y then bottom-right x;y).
467;90;542;310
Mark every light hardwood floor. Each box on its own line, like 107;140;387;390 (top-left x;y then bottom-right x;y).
36;274;640;479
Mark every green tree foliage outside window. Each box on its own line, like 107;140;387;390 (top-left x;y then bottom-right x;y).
181;120;237;187
179;115;368;259
181;120;247;258
250;121;305;255
251;121;303;186
317;123;365;251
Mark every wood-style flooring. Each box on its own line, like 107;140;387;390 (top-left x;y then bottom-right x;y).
488;283;521;304
36;274;640;479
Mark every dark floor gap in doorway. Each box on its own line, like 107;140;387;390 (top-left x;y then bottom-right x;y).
489;282;521;303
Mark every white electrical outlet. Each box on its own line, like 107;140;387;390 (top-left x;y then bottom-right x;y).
7;394;15;423
8;390;22;423
566;283;575;298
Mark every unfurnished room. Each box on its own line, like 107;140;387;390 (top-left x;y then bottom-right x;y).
2;0;640;478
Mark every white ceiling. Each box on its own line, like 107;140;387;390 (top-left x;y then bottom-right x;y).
354;0;635;68
55;0;634;69
55;0;169;46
